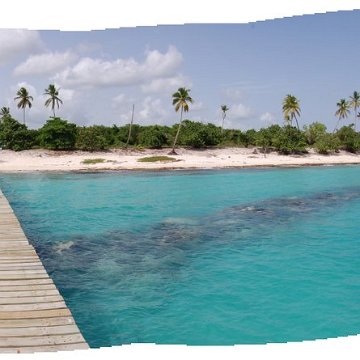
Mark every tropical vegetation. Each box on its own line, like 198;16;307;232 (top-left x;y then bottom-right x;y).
1;86;360;156
14;87;33;125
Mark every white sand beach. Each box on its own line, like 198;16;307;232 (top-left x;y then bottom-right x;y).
1;148;360;172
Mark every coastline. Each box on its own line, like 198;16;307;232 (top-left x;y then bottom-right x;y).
1;147;360;173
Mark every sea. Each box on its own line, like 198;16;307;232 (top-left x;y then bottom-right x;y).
0;166;359;347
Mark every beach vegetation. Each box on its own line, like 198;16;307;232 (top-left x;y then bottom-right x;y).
0;107;11;121
303;122;327;145
220;105;229;133
44;84;63;117
313;133;340;154
39;117;77;150
138;125;169;149
334;99;350;132
335;125;360;153
82;158;106;164
170;87;193;154
282;95;301;130
14;87;33;125
349;91;360;131
76;126;108;152
272;126;307;154
0;116;36;151
125;104;135;148
177;120;222;148
138;156;177;163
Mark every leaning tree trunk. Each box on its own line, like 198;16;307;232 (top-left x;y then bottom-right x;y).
355;106;358;132
333;117;341;134
169;107;183;155
125;104;135;148
294;116;300;131
221;113;226;133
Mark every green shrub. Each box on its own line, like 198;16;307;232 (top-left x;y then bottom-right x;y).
335;126;360;153
178;121;222;148
39;117;77;150
138;156;177;162
138;125;169;148
314;133;340;154
0;117;35;151
304;122;327;145
272;126;307;154
76;126;107;151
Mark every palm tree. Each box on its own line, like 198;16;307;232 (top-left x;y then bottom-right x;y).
220;105;229;133
334;99;350;133
0;107;10;120
44;84;63;117
169;87;193;155
14;87;33;125
282;94;301;130
349;91;360;131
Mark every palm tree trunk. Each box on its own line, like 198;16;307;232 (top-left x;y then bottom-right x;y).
294;116;300;130
169;107;183;155
53;108;56;117
125;104;135;148
333;118;341;134
221;114;226;133
355;106;358;132
23;108;25;125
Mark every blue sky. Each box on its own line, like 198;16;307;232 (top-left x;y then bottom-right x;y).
1;10;360;130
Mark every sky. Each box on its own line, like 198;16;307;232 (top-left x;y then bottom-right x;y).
1;9;360;131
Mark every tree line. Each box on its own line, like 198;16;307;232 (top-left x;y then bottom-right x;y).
1;86;360;154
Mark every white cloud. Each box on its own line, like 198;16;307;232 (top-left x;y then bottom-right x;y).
14;51;78;76
137;97;169;125
0;30;42;65
260;111;276;124
223;88;246;101
58;87;75;102
191;101;204;111
54;46;183;88
141;74;191;94
228;103;253;120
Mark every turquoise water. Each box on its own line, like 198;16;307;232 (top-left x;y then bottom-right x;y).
0;166;359;347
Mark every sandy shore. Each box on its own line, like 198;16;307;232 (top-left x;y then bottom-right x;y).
1;148;360;172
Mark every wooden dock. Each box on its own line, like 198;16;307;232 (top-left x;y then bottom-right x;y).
0;189;89;353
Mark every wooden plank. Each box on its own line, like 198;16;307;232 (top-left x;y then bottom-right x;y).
0;189;89;352
0;316;75;328
0;333;85;347
0;301;67;311
0;295;63;304
0;278;53;286
0;273;49;281
0;290;60;298
0;324;80;337
0;261;44;271
0;284;57;292
0;259;42;264
0;342;89;353
0;308;72;319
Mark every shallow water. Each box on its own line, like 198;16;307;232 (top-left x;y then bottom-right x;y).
0;167;359;347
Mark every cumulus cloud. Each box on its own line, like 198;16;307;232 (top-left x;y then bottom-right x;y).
0;30;42;65
222;88;246;101
228;103;253;120
14;51;78;76
260;111;276;124
137;97;168;125
141;74;191;94
191;101;204;111
53;46;183;88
